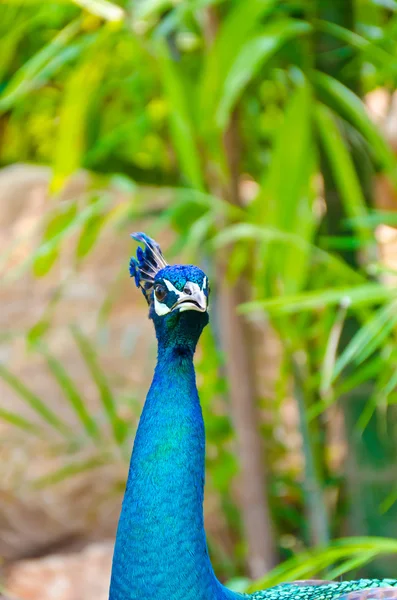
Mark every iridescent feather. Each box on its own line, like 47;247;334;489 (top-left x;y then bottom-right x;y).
128;232;168;304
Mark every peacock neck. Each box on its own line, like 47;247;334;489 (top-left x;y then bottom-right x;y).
109;339;239;600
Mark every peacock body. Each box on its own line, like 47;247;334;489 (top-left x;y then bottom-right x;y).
108;233;397;600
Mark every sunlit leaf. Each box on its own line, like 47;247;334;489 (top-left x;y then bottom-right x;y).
240;283;395;315
33;201;78;276
333;301;397;380
252;79;315;294
0;18;82;112
76;212;106;259
248;537;397;590
316;102;371;245
71;0;124;21
217;20;311;129
52;35;109;191
157;41;204;190
313;71;397;183
200;0;276;129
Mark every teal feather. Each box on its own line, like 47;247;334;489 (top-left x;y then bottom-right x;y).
109;234;397;600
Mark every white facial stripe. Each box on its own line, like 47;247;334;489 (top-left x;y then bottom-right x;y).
163;279;184;299
202;277;207;290
163;278;203;297
154;295;171;316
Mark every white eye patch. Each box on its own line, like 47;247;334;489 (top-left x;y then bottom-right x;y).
154;296;171;316
154;279;183;316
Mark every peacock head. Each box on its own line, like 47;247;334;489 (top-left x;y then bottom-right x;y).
129;233;209;350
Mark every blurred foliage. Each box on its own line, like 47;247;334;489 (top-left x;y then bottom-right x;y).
2;0;397;587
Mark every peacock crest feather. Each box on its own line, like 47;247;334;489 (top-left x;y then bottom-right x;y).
128;232;168;304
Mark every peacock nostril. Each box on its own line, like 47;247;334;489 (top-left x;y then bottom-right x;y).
183;284;193;295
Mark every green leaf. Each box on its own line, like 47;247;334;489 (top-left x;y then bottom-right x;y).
7;193;112;282
0;408;43;436
240;283;395;315
33;247;60;277
0;18;82;112
157;41;204;190
33;201;78;277
0;364;72;437
313;71;397;183
41;346;101;443
52;38;108;191
313;19;394;66
33;454;110;488
71;325;125;446
333;302;397;380
315;103;371;245
200;0;276;127
27;319;51;347
253;78;315;294
75;212;106;259
217;20;311;129
325;551;379;580
248;537;397;591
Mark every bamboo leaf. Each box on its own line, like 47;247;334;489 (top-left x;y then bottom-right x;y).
6;193;112;282
75;212;106;259
253;79;315;294
316;103;371;244
248;537;397;591
33;201;78;277
314;19;394;66
200;0;276;128
217;20;311;129
0;364;72;437
333;301;397;380
52;38;108;191
157;41;204;190
0;408;44;436
325;551;379;580
313;71;397;183
71;326;125;445
33;454;110;488
40;346;101;443
0;18;82;112
240;283;394;316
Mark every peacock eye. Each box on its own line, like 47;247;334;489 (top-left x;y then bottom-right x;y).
154;284;167;302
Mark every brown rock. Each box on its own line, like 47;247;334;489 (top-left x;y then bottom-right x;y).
5;542;113;600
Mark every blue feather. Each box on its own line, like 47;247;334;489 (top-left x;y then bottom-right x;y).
129;232;168;304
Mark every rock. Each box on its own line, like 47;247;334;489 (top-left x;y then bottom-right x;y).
5;542;113;600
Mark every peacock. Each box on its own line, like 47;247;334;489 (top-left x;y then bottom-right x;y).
109;233;397;600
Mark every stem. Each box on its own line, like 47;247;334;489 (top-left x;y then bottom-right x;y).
291;354;330;548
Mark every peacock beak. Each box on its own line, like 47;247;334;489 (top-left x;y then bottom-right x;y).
171;285;207;313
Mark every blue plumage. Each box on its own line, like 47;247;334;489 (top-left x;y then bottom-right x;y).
109;234;397;600
129;232;168;304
